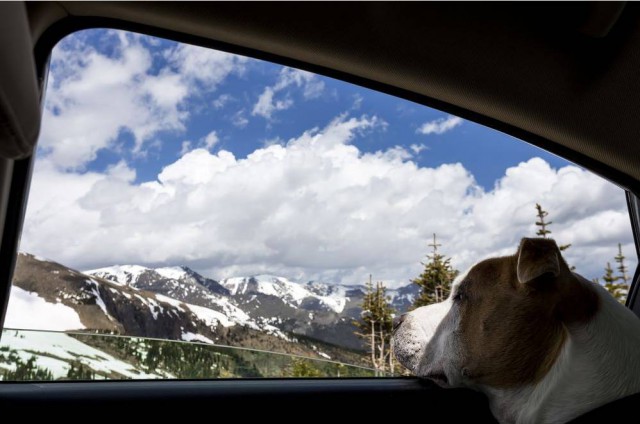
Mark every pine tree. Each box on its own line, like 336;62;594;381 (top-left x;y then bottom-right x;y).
354;276;395;375
411;234;459;308
66;361;95;380
602;261;628;303
2;356;54;381
602;262;617;285
534;203;571;251
290;358;321;377
535;203;552;238
600;244;630;304
615;243;630;285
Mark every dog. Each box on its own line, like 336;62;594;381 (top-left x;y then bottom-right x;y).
393;238;640;424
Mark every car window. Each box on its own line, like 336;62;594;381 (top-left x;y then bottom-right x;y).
0;28;636;381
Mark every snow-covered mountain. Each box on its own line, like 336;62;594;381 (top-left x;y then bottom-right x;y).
8;253;297;345
220;275;349;313
87;264;229;297
86;264;250;328
84;266;418;349
8;252;419;353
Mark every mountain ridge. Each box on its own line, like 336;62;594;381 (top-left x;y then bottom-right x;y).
9;252;418;354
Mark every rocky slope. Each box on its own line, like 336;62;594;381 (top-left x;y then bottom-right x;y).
7;252;419;356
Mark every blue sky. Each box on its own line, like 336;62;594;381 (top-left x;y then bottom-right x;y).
20;29;636;286
75;30;569;189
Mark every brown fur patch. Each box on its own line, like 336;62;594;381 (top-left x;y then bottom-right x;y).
455;241;599;388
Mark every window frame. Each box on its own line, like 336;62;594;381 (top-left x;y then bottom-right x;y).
1;13;639;380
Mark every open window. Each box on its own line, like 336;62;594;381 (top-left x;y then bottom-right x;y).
0;26;637;382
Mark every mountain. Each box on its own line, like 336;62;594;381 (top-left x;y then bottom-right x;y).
7;252;419;358
87;264;229;297
388;282;419;312
216;275;362;349
85;267;418;350
85;264;254;332
7;253;370;367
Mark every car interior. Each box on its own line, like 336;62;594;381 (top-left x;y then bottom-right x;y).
1;2;639;421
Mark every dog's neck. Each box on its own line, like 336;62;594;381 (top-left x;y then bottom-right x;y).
484;277;640;424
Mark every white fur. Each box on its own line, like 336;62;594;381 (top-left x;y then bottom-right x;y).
394;271;467;384
393;267;640;424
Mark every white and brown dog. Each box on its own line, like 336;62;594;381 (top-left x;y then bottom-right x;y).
393;238;640;424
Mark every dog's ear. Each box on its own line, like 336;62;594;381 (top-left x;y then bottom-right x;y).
516;238;563;285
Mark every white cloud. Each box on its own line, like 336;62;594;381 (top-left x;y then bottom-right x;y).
277;68;325;99
21;114;636;288
40;31;247;170
41;36;187;169
351;94;363;111
179;140;192;156
417;115;463;135
252;88;293;119
263;137;285;147
212;94;233;110
410;143;428;154
231;109;249;128
201;131;219;150
252;67;325;119
165;44;248;89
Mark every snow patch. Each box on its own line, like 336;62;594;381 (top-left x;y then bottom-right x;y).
0;331;159;379
187;303;234;328
87;280;111;320
181;332;214;344
4;287;85;331
155;266;188;280
155;294;186;312
220;277;249;296
85;265;150;286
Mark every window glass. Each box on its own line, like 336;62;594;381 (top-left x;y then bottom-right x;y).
1;29;635;380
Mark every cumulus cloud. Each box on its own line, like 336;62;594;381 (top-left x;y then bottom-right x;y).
417;115;463;135
40;31;247;170
20;113;635;287
252;67;325;119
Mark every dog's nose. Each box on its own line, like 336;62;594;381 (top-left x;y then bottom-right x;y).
393;314;406;331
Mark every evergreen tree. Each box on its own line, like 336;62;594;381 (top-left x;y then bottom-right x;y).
534;203;571;251
599;244;631;304
615;243;630;285
290;358;321;377
354;276;395;375
2;356;54;381
66;361;95;380
535;203;552;238
602;261;628;303
411;234;459;308
602;262;617;285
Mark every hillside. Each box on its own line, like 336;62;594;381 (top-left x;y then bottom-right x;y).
2;252;418;379
86;263;418;350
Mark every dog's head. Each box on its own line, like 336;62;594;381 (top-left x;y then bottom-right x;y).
393;238;599;390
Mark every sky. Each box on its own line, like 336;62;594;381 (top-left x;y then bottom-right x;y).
18;29;637;287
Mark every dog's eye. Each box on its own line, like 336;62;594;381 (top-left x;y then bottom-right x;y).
453;291;465;302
